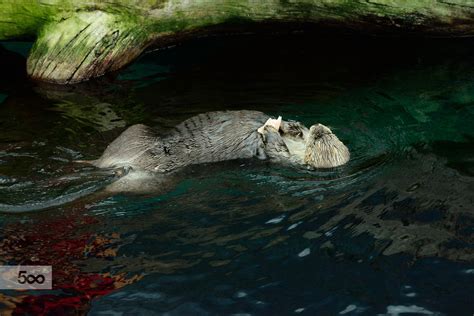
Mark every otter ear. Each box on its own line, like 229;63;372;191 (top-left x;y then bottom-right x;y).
27;11;151;84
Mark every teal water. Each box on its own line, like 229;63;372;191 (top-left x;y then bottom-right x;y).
0;35;473;315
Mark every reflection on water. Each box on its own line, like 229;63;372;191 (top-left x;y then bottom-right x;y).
0;34;473;315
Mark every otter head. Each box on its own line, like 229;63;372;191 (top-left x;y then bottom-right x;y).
304;124;350;168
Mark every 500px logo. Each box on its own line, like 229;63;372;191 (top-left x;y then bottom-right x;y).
0;266;52;289
17;270;46;285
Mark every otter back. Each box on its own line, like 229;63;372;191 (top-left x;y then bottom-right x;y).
94;111;270;172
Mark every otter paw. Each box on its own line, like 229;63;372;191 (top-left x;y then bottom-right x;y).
257;116;282;134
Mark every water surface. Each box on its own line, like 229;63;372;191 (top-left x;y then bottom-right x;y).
0;34;473;315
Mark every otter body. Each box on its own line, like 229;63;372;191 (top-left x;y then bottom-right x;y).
92;110;349;175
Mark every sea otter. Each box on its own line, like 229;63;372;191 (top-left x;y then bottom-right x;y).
0;110;350;213
90;110;349;176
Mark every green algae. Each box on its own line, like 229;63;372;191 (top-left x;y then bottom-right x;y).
27;10;152;83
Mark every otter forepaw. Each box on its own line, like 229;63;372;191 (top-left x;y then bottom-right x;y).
257;116;282;134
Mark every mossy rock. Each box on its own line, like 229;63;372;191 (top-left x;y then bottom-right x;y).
1;0;473;84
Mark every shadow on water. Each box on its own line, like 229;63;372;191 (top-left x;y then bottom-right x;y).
0;33;473;314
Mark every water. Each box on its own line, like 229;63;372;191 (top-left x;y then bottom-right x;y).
0;33;473;315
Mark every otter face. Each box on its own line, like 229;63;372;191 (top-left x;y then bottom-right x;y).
304;124;350;168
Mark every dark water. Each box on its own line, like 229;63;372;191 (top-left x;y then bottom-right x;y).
0;34;473;315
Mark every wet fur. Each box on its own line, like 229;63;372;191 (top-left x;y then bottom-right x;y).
92;111;350;191
304;124;350;168
94;111;269;172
